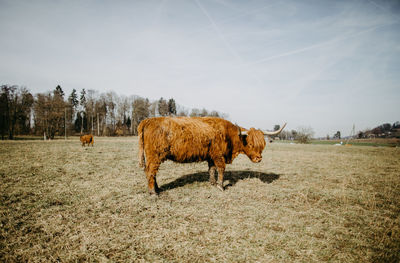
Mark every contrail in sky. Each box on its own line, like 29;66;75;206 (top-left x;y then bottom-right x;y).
367;0;400;22
217;1;282;26
194;0;242;62
244;23;388;67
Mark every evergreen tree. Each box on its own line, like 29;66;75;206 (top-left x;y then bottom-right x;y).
80;88;86;109
67;89;78;134
79;89;87;133
126;116;131;128
68;89;79;109
51;86;66;136
168;98;177;116
55;85;65;98
74;112;82;133
0;85;34;139
0;85;12;139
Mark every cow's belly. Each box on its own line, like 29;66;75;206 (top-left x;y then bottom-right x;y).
166;135;212;163
166;154;208;163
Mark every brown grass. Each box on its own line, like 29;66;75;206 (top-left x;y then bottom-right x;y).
1;137;399;262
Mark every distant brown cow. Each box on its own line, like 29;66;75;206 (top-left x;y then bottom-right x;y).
138;117;286;194
80;134;94;147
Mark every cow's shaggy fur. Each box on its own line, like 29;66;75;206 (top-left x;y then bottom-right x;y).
138;117;267;194
80;134;94;147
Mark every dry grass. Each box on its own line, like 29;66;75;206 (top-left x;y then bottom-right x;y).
1;137;399;262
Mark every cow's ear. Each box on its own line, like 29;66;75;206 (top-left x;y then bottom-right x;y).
236;125;243;136
237;124;248;138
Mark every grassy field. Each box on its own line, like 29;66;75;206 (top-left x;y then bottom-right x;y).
1;137;399;262
310;138;400;147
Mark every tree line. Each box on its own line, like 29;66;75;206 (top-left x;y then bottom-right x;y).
0;85;225;139
357;122;400;139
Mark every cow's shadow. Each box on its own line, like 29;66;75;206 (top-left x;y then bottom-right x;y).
159;170;280;193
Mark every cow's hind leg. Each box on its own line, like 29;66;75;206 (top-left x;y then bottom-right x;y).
208;160;217;185
145;162;161;195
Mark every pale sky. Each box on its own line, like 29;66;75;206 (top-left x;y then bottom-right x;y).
1;0;399;137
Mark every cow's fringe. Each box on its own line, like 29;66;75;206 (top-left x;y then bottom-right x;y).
248;128;266;150
138;122;146;168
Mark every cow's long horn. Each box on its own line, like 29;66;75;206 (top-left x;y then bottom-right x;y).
262;123;287;136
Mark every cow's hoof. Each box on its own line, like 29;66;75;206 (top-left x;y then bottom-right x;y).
148;189;158;195
154;183;160;193
216;184;224;192
209;179;216;185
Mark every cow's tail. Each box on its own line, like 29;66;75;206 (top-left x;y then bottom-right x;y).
138;121;146;168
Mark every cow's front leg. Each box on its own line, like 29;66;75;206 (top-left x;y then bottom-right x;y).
208;160;217;185
214;158;226;191
145;162;160;195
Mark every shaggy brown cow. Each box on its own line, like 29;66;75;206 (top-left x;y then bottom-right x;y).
138;117;286;194
80;134;94;147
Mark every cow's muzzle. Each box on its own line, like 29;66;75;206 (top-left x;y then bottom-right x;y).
252;156;262;163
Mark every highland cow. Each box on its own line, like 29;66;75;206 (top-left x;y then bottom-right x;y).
80;134;94;147
138;117;286;194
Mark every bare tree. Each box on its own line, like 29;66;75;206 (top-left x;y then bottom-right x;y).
209;111;220;117
86;89;97;134
34;90;66;139
95;94;108;136
199;108;208;117
117;95;130;135
158;97;169;116
132;97;150;135
190;108;200;117
105;92;117;135
295;126;315;144
278;130;290;140
148;101;157;117
177;110;188;116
